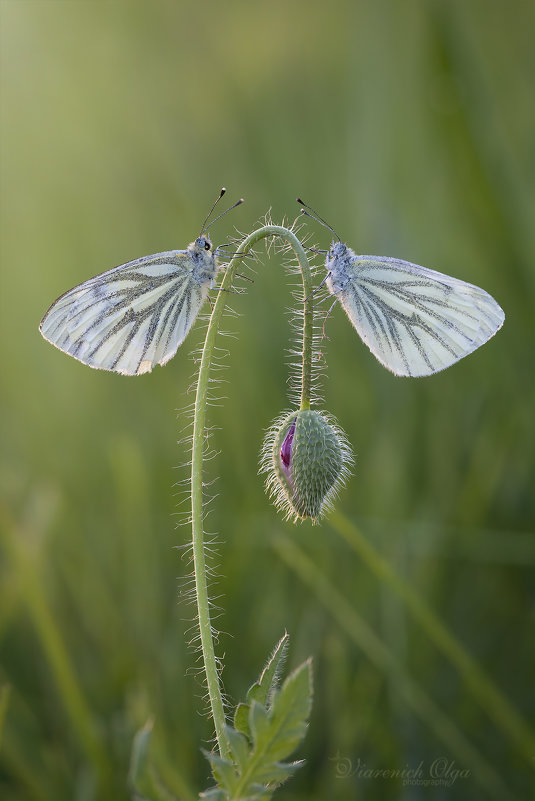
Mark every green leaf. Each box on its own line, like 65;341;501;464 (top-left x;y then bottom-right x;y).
224;724;249;770
199;789;227;801
203;750;238;793
247;760;303;785
262;659;313;763
226;658;312;800
246;633;289;710
248;700;270;745
233;702;250;738
240;788;272;801
203;648;312;801
235;634;289;742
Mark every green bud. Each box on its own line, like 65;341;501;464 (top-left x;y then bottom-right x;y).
260;409;353;522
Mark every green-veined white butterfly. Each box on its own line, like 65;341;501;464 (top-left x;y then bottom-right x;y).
39;189;243;376
298;199;505;377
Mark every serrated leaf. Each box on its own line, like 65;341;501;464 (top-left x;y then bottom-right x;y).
247;759;302;785
248;700;270;746
259;658;313;763
233;702;251;738
242;789;272;801
233;787;272;801
227;659;312;800
246;633;289;710
224;724;249;770
199;789;227;801
246;683;265;706
203;750;238;793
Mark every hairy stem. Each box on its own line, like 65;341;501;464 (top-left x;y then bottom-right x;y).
190;224;313;758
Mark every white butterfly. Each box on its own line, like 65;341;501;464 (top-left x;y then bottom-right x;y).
39;191;242;376
298;200;505;377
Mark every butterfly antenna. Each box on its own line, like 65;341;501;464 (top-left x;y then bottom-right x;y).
303;245;328;255
204;197;244;233
296;197;341;241
199;187;227;235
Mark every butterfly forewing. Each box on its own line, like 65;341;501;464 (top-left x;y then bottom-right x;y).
338;256;504;377
40;251;207;376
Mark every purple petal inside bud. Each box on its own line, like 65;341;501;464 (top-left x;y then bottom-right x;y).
280;418;296;478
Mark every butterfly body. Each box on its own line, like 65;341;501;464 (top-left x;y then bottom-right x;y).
40;236;218;376
325;240;505;377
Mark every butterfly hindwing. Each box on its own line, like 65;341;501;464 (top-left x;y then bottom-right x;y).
335;255;504;377
40;251;208;376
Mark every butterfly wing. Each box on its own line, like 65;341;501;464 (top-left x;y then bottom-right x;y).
336;256;505;377
40;251;208;375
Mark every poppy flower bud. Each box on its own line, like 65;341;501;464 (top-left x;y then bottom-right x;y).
260;409;353;522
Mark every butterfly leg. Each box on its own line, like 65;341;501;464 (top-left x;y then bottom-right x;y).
215;248;251;259
305;271;332;304
315;295;337;362
321;299;338;340
211;286;240;295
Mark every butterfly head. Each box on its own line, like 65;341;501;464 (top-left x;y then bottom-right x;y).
189;236;218;282
326;240;349;267
194;235;213;252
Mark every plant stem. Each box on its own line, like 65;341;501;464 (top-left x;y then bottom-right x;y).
190;224;313;758
291;233;314;411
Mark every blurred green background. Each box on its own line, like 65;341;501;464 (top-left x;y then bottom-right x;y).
1;1;534;799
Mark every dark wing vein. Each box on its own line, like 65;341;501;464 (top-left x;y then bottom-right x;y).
336;257;504;376
40;255;206;375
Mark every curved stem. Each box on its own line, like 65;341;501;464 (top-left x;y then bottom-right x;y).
190;224;314;758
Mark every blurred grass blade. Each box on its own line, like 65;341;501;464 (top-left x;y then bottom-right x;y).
0;684;11;748
273;536;517;801
0;502;110;785
129;720;186;801
329;511;535;766
129;721;154;799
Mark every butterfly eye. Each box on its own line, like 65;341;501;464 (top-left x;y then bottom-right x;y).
204;241;211;251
